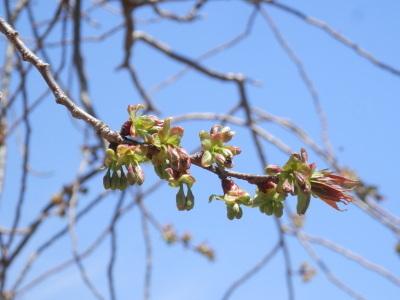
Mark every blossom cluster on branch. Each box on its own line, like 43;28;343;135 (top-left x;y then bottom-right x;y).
103;105;358;219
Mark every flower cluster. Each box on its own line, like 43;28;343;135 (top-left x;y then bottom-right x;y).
255;148;359;215
103;105;358;220
252;178;285;218
103;105;195;209
103;146;146;190
209;179;251;220
199;125;241;168
209;148;358;220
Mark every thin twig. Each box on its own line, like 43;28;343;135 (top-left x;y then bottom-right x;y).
107;191;126;300
264;0;400;77
67;150;105;300
139;202;153;300
285;228;400;287
0;18;124;144
12;190;109;291
150;6;259;95
152;0;207;23
297;233;366;300
221;242;280;300
259;7;334;162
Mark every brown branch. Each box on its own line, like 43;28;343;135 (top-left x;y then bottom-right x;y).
11;191;109;292
149;6;259;95
125;63;158;113
72;0;100;120
4;61;31;252
190;152;275;184
0;12;282;193
152;0;207;22
67;154;105;300
133;31;250;83
0;17;124;144
15;181;163;296
5;167;101;268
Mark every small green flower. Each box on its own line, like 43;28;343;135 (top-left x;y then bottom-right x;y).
199;125;241;169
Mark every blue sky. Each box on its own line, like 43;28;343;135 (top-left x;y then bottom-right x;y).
1;0;400;299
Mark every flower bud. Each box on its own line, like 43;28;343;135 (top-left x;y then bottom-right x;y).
300;148;308;163
221;178;236;194
201;150;213;167
168;146;181;171
175;147;191;171
110;171;119;190
210;125;221;135
119;169;128;190
185;187;195;210
226;146;241;156
226;206;235;220
264;200;274;215
126;164;137;185
104;149;116;167
257;179;277;193
296;192;311;215
51;193;63;205
176;185;186;211
178;174;195;188
274;201;284;218
259;203;265;213
236;206;243;219
293;171;309;192
220;148;233;158
265;164;282;175
106;148;115;159
162;225;177;244
282;178;295;194
120;120;132;136
181;232;192;245
169;126;184;138
214;153;226;165
396;242;400;255
201;139;212;150
221;127;235;142
128;103;145;115
199;130;209;140
232;203;241;216
134;164;145;185
103;169;111;189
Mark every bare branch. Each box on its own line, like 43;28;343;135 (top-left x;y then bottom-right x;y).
263;0;400;77
0;18;124;144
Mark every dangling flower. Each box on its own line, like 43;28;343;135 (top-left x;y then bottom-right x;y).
310;171;359;210
209;179;251;220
